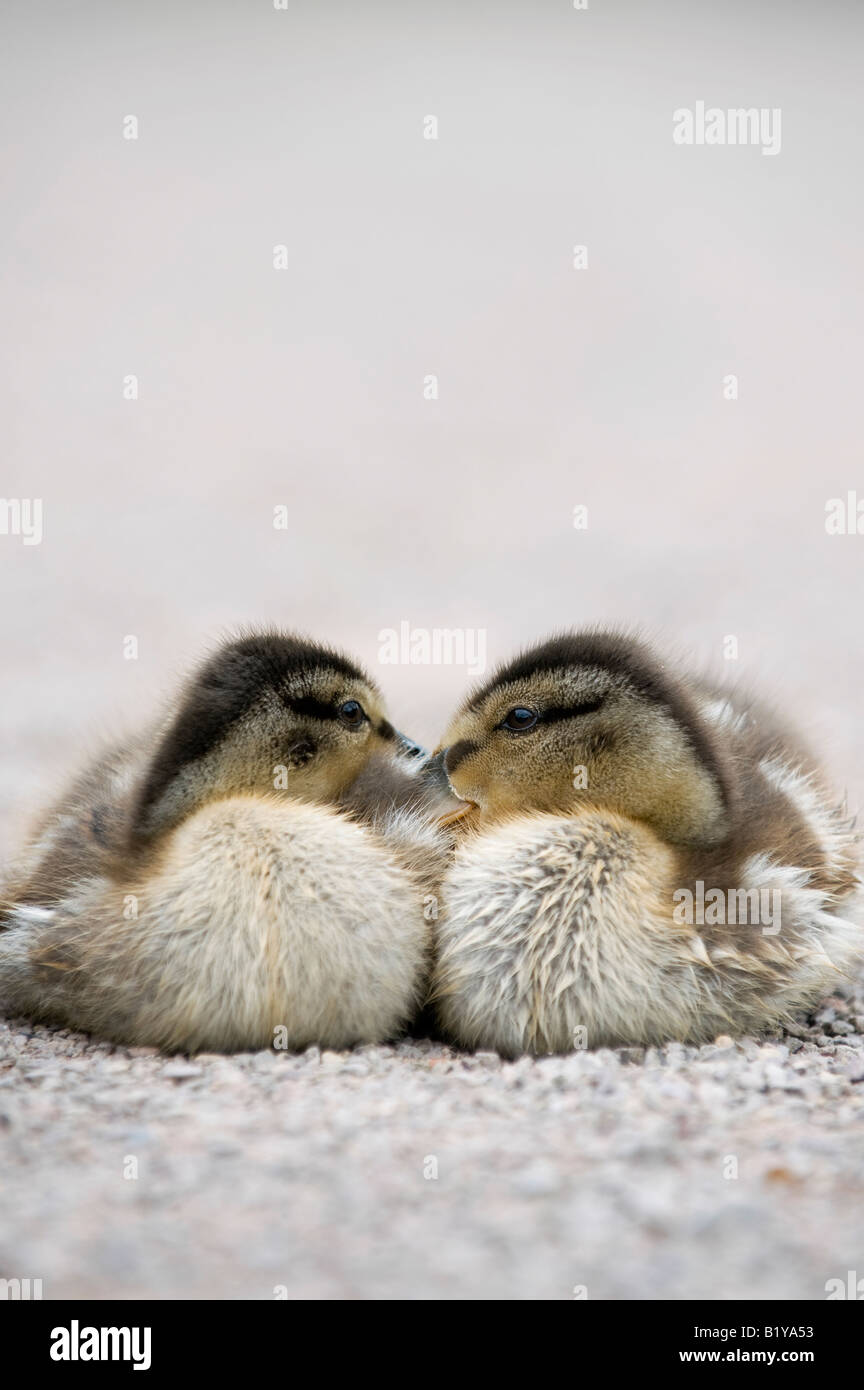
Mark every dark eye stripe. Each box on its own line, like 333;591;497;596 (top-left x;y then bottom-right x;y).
538;699;605;724
286;696;342;722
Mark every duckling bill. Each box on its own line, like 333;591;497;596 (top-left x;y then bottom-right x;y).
430;630;863;1054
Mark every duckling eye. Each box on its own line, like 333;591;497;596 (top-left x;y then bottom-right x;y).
338;700;367;729
500;707;539;732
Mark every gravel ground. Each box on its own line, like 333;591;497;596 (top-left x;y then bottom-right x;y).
2;980;863;1301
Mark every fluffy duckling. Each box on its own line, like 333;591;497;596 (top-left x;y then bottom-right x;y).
429;631;863;1054
0;632;445;1053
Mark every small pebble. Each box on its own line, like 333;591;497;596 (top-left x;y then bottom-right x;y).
162;1062;204;1081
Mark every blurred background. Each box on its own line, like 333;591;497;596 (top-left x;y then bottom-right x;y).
2;0;862;855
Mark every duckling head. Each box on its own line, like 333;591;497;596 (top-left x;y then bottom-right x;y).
128;631;422;849
433;631;734;848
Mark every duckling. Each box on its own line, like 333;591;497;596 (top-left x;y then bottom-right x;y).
428;631;863;1054
0;631;446;1052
